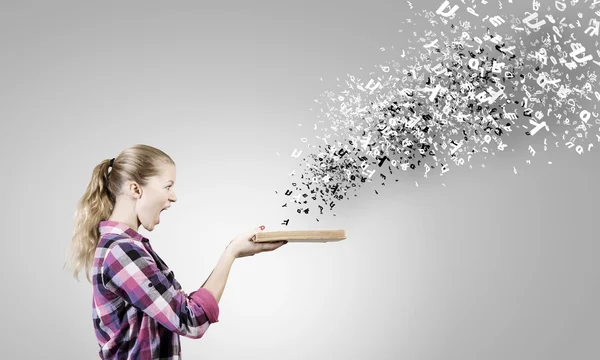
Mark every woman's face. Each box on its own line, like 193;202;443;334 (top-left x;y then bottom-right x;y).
136;162;177;231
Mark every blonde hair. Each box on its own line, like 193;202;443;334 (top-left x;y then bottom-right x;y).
63;144;175;284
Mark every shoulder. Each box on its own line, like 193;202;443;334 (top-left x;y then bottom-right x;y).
100;235;148;255
100;238;157;290
100;237;154;271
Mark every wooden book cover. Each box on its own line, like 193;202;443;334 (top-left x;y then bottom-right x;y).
251;230;346;243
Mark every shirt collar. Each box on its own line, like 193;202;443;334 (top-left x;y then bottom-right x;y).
98;220;149;243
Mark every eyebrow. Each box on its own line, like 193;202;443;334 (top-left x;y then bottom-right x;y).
165;180;174;184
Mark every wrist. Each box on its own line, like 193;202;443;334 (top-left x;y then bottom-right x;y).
223;246;238;260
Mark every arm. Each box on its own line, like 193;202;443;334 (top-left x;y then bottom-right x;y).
201;248;236;304
102;241;220;339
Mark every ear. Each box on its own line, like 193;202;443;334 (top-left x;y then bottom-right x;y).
128;182;143;199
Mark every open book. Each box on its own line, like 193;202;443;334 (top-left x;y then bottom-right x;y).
251;230;346;243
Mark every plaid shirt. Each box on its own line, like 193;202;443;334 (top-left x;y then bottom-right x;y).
92;221;220;359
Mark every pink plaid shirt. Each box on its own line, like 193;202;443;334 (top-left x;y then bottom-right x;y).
92;221;219;359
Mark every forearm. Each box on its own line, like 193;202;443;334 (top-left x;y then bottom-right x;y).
201;248;236;305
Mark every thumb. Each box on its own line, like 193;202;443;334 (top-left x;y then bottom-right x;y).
253;225;266;241
248;225;264;241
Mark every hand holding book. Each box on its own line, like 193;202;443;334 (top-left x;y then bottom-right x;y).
226;226;287;258
226;228;347;258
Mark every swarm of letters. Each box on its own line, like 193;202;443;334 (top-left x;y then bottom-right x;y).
279;0;600;225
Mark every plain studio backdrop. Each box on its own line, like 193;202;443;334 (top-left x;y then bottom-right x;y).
2;1;600;359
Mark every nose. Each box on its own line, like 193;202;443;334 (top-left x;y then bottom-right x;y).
170;191;177;203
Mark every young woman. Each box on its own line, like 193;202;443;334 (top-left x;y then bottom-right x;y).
63;144;287;359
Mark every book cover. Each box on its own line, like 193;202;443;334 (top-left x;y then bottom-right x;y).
251;230;347;243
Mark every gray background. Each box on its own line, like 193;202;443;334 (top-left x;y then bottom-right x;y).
2;0;600;359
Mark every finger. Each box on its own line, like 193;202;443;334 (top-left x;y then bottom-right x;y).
271;241;286;249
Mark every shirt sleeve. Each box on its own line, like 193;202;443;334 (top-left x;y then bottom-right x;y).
101;240;220;339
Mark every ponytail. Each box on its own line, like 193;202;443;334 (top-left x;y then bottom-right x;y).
63;158;114;283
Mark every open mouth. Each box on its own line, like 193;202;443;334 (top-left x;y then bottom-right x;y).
158;207;169;222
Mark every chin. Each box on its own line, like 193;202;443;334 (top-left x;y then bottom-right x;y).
143;213;162;231
144;221;157;231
